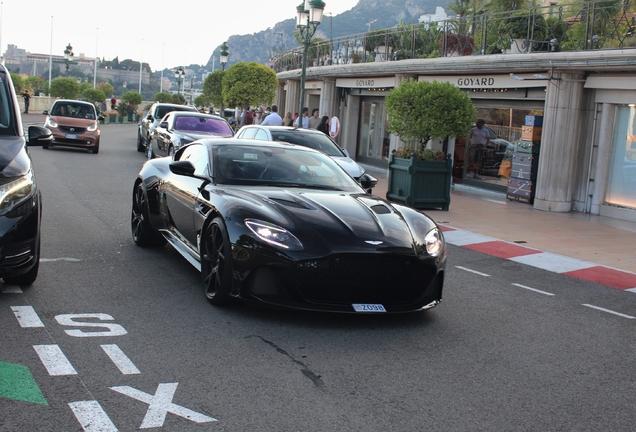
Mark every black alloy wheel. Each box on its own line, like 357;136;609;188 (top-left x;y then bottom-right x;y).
201;217;233;305
131;183;166;247
136;131;144;152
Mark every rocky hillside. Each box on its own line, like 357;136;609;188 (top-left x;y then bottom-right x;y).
206;0;448;68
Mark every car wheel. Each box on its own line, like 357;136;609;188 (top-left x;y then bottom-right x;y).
131;183;166;247
43;144;49;149
147;141;154;160
92;143;100;154
3;237;40;286
201;217;233;305
136;131;144;152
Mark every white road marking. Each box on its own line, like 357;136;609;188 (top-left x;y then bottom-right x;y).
101;344;140;375
455;266;490;277
110;383;217;428
56;314;128;337
41;257;82;262
512;283;555;296
510;252;594;273
1;285;22;293
443;230;495;246
68;401;118;432
582;304;636;319
33;345;77;376
11;306;44;327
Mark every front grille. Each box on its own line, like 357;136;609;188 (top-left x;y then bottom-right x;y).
287;254;436;305
59;126;87;134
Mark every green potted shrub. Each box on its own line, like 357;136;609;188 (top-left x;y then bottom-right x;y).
385;79;476;210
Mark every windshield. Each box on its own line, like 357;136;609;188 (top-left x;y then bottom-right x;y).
270;131;344;157
214;145;362;192
174;116;233;136
51;102;96;119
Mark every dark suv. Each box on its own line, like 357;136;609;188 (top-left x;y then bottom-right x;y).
137;103;197;154
0;65;52;285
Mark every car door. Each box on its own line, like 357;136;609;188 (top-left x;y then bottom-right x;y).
163;143;210;249
154;114;172;157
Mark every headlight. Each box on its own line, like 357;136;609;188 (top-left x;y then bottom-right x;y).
0;171;35;215
245;219;303;251
424;228;444;257
45;118;57;128
87;122;98;132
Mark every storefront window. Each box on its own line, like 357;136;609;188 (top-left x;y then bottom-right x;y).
606;105;636;209
455;107;542;191
357;99;389;166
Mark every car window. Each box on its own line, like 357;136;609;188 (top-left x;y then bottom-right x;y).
270;131;343;157
174;116;233;136
239;128;257;139
254;129;269;140
177;144;209;177
0;76;15;135
52;103;95;119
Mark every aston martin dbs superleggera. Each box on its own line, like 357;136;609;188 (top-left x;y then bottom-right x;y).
131;139;447;313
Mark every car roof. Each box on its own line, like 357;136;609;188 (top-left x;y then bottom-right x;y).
170;112;225;120
194;137;323;154
53;99;95;107
240;125;325;135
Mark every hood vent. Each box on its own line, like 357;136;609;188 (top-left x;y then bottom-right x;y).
370;204;391;214
268;198;308;209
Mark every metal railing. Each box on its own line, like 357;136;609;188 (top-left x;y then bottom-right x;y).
270;0;636;72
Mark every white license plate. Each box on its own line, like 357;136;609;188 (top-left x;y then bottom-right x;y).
352;303;386;313
65;134;78;139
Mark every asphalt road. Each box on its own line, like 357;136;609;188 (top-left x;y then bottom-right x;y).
1;125;635;431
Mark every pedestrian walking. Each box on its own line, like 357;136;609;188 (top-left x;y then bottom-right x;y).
308;108;321;129
260;104;283;126
282;112;294;126
317;116;330;135
295;107;309;128
468;119;490;179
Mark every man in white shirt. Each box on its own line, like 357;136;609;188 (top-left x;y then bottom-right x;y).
330;116;340;138
260;105;282;126
295;107;309;128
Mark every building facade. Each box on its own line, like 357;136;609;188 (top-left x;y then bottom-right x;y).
274;49;636;223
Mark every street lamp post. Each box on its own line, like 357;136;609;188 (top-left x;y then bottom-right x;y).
174;67;185;96
63;43;74;75
296;0;326;128
219;42;229;118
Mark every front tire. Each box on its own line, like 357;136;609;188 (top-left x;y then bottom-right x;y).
201;217;233;305
136;131;144;152
131;183;166;247
147;141;154;160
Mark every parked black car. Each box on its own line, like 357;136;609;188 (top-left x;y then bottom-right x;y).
147;112;233;159
132;139;446;313
137;103;197;154
0;65;53;285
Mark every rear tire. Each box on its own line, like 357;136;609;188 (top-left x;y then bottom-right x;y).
131;183;166;247
136;131;144;152
201;217;233;305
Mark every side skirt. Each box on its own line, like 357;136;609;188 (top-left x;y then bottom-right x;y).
160;230;201;272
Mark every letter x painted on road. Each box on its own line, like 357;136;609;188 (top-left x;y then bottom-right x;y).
110;383;217;428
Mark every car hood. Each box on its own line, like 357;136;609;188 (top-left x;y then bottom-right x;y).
219;187;436;253
330;156;365;178
49;115;96;127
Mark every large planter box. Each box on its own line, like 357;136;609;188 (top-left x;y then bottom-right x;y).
386;155;452;211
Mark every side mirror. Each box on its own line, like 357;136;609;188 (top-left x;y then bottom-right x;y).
359;173;378;192
169;160;196;176
98;115;105;121
42;110;49;115
27;126;53;146
342;148;350;158
159;121;169;129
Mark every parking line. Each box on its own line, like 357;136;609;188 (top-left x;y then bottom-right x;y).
33;345;77;376
101;345;140;375
68;401;118;432
2;285;22;294
582;304;636;320
512;283;555;296
11;306;45;327
455;266;490;277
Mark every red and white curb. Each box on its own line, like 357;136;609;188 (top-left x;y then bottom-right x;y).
440;226;636;292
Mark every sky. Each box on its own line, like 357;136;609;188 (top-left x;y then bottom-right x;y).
3;0;359;72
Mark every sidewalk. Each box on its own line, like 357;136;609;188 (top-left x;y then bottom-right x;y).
363;164;636;292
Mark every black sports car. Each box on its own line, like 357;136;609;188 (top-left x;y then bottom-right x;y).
131;139;446;313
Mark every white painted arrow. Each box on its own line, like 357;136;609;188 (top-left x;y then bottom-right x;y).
110;383;217;428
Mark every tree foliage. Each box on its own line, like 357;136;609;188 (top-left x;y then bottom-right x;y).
222;62;278;109
154;92;174;103
201;70;224;108
97;82;114;97
50;77;81;99
81;88;106;104
386;79;476;146
121;91;142;106
10;73;23;93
